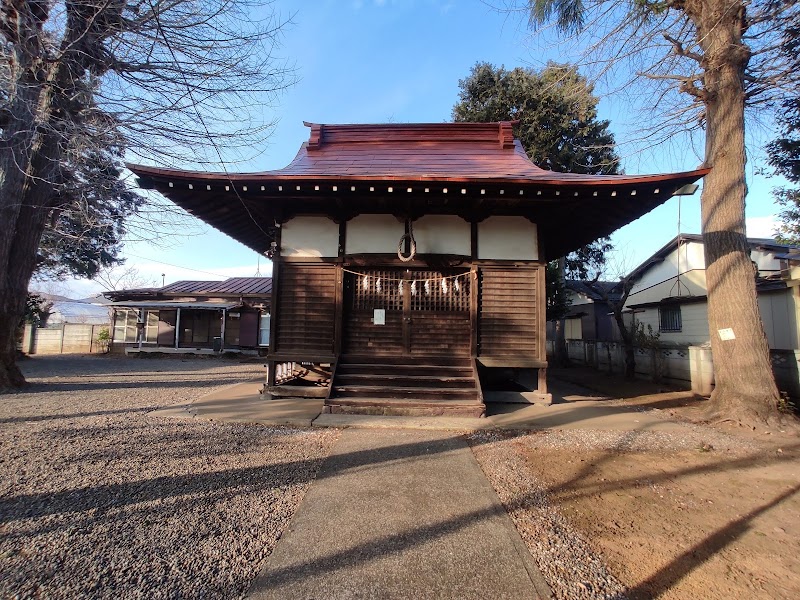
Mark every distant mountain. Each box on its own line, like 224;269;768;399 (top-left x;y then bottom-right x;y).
76;294;113;305
29;291;76;303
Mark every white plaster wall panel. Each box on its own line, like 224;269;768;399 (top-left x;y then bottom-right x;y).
412;215;470;255
281;216;339;257
478;216;538;260
346;214;405;254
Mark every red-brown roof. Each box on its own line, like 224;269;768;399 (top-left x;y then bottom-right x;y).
107;277;272;300
127;121;709;259
161;277;273;295
131;121;707;186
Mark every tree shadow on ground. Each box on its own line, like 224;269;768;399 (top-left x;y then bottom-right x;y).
4;424;799;599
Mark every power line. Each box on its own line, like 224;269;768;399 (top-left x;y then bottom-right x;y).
123;252;233;279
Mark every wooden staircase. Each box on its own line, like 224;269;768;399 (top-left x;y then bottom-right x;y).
325;355;485;417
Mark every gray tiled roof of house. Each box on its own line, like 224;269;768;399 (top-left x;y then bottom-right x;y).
566;280;623;302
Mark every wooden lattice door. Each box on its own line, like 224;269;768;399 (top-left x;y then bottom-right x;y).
343;269;471;357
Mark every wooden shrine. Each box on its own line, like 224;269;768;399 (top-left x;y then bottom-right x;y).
129;121;707;417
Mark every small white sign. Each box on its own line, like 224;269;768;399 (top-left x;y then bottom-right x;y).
373;309;386;325
718;328;736;341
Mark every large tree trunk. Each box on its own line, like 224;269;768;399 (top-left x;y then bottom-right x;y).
0;10;64;388
695;0;781;422
0;120;60;387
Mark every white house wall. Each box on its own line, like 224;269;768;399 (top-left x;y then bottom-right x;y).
412;215;470;255
567;291;593;307
281;216;339;257
627;241;789;309
751;248;785;276
626;241;707;307
633;303;710;345
633;292;799;350
759;289;799;349
346;214;405;254
626;271;707;307
478;216;538;260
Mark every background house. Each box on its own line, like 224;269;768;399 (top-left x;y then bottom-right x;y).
624;234;800;350
105;277;272;354
552;233;800;396
547;280;623;343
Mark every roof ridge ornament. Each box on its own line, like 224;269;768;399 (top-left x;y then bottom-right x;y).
306;122;322;150
499;121;517;149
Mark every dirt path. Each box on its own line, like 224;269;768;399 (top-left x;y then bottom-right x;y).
507;368;800;599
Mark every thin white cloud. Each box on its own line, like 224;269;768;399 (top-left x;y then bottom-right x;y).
746;215;778;239
440;1;455;14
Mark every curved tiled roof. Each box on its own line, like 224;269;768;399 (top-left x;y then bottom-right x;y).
131;122;707;186
127;121;709;259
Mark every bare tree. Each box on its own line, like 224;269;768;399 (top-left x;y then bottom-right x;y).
508;0;800;424
94;265;159;292
0;1;293;387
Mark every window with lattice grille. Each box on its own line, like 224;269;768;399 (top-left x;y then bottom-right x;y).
659;305;682;332
351;270;470;313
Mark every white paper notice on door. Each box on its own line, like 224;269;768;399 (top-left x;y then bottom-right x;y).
373;309;386;325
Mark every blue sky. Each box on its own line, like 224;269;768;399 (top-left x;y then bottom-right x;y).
55;0;781;297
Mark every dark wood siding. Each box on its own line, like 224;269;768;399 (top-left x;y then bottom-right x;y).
478;266;542;362
274;262;337;355
410;312;470;357
344;309;404;356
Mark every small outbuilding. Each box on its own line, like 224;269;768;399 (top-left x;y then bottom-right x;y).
129;121;707;416
105;277;272;354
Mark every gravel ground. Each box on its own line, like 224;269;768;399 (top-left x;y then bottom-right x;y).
467;424;760;600
0;355;339;599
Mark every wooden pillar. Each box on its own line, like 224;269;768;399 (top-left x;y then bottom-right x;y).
265;226;282;393
267;360;276;387
469;265;479;357
402;270;411;354
538;366;548;395
268;233;282;352
220;309;226;352
334;263;343;356
536;264;547;394
175;307;181;349
333;218;347;360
